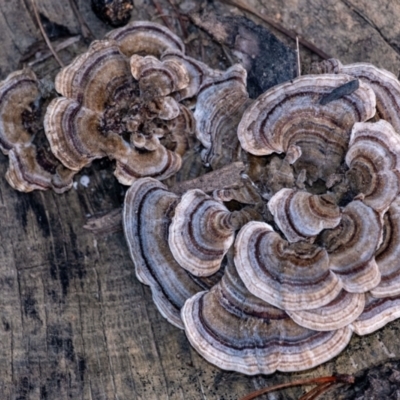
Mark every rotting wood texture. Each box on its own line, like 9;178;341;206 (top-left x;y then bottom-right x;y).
1;1;400;399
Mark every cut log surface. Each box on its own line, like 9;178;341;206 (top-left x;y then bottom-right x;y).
0;1;400;399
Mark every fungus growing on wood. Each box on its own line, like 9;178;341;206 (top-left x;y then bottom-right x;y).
346;120;400;214
0;69;74;192
194;64;251;169
6;18;400;377
237;74;376;183
268;189;341;243
168;189;237;277
234;221;342;311
287;290;365;331
123;177;222;328
311;58;400;134
320;200;381;293
105;20;185;57
168;189;235;277
45;24;199;186
351;294;400;336
371;198;400;298
118;56;400;374
181;259;352;375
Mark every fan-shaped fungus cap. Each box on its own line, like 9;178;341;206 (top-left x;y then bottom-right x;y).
268;189;341;243
105;21;185;57
234;221;342;311
181;260;352;375
0;69;74;193
346;120;400;214
194;64;250;169
45;31;197;185
168;189;236;277
321;200;381;293
287;290;365;331
130;54;189;100
45;97;182;184
311;58;400;135
6;144;75;193
0;69;39;153
351;293;400;336
371;198;400;298
237;74;376;183
55;40;131;113
123;177;222;328
161;49;222;101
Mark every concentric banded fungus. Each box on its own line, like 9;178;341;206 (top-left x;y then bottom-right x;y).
123;177;222;328
351;294;400;336
311;58;400;134
54;40;131;113
182;260;352;375
287;290;365;331
45;26;197;185
161;50;222;101
237;74;376;183
234;221;342;311
321;200;381;293
346;120;400;214
105;21;185;57
268;189;341;243
371;198;400;298
194;64;250;169
169;189;236;277
0;69;74;192
130;54;189;100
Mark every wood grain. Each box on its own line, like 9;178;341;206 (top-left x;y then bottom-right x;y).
0;1;400;399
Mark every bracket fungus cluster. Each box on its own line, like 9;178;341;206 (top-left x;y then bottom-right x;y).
0;21;231;192
0;69;74;192
122;56;400;375
4;18;400;378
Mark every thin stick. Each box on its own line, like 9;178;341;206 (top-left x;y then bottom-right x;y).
167;0;188;38
84;208;122;235
68;0;94;40
239;375;354;400
28;35;81;67
220;0;331;60
296;36;301;76
299;382;336;400
151;0;174;30
31;0;65;67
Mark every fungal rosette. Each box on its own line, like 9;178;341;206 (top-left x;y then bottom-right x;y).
168;189;236;277
123;177;224;328
119;60;400;376
43;21;228;186
0;69;74;192
267;189;341;243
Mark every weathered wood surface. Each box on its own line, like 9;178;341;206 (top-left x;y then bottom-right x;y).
1;1;400;399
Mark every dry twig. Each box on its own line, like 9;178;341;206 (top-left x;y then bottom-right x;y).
68;0;94;40
239;375;354;400
31;0;65;67
296;36;301;76
27;35;81;67
151;0;174;30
